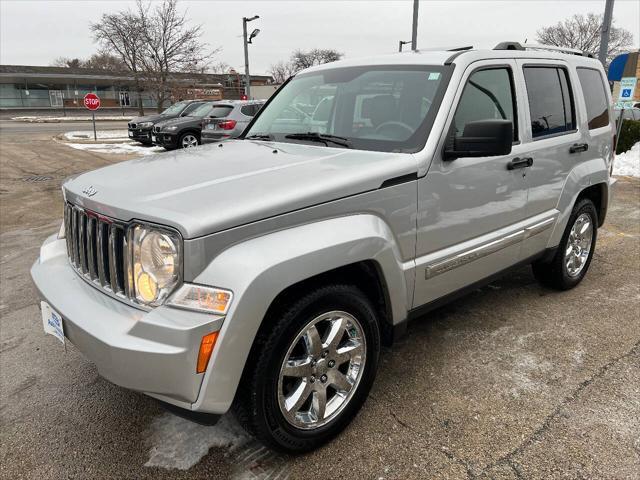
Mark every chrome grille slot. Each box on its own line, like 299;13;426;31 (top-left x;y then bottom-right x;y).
65;203;128;299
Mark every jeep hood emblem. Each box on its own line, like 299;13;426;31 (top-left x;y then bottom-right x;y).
82;185;98;197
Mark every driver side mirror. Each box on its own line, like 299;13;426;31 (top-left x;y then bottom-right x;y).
443;119;513;160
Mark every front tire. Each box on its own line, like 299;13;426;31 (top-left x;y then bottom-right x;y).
532;198;598;290
178;132;200;149
234;284;380;453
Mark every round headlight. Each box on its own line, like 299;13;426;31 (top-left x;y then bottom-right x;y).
139;231;178;287
131;225;182;306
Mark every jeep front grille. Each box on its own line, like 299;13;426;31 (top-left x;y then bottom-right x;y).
64;203;131;298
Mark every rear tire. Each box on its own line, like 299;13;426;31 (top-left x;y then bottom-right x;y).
532;198;597;290
233;284;380;453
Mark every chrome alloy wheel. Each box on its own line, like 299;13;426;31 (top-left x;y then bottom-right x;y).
565;213;594;277
277;311;366;430
181;134;199;148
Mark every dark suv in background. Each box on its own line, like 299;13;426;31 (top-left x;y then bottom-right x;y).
152;101;217;149
201;100;264;144
128;100;207;145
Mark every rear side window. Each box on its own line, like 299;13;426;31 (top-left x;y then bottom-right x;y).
577;68;610;129
240;105;258;117
524;67;575;138
452;67;518;141
181;102;203;115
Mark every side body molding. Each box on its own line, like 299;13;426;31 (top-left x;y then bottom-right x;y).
191;214;408;413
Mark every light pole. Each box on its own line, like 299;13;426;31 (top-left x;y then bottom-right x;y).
411;0;419;50
242;15;260;99
598;0;615;66
398;40;411;52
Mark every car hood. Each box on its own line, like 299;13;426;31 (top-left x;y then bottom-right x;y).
130;113;171;124
64;140;417;239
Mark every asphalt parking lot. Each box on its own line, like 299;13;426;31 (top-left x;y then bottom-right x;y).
1;121;639;479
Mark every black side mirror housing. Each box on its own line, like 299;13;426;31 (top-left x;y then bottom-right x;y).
444;119;513;160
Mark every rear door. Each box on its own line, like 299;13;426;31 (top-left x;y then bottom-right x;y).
516;60;598;259
413;60;530;307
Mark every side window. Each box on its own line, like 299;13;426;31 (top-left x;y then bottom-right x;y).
240;105;256;117
181;102;202;115
523;67;575;138
577;68;610;129
452;68;517;141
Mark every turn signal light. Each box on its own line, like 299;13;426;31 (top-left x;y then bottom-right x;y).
197;332;219;373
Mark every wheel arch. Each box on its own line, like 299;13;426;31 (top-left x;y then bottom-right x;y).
190;214;409;413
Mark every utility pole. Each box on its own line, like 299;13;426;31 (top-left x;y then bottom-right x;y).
411;0;419;50
242;15;259;99
598;0;615;66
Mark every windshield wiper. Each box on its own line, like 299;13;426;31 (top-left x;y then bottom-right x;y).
245;133;274;140
284;132;351;148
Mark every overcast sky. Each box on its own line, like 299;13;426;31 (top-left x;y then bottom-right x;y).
1;0;638;75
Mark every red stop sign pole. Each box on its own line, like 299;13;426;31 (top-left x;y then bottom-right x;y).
83;93;101;141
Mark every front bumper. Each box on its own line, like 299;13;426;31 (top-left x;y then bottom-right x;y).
31;234;224;409
128;128;153;143
152;131;178;148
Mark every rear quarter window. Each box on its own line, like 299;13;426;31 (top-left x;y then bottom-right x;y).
577;68;610;129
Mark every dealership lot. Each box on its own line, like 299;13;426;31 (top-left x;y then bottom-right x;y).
1;121;638;479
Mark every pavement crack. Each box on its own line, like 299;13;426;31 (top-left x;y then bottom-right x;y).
478;340;640;476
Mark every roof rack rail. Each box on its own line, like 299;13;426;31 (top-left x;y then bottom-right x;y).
493;41;594;58
447;46;473;52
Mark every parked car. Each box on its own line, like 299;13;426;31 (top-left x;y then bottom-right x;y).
151;102;218;149
127;100;207;145
33;43;616;454
201;100;265;144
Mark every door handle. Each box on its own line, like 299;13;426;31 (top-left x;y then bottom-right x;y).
569;143;589;154
507;157;533;170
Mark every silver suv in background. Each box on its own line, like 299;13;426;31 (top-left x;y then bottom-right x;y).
33;43;616;454
201;100;265;143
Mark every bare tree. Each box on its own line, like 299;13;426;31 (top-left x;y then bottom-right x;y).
268;60;296;84
537;13;633;66
290;49;343;71
209;61;231;74
50;57;82;68
269;49;343;84
136;0;218;112
83;53;128;71
91;9;146;115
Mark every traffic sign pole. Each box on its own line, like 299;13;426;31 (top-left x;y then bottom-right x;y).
83;93;101;141
92;112;97;141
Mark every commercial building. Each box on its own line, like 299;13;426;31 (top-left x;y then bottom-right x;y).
0;64;272;111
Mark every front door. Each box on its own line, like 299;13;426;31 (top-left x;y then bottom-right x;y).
413;60;530;307
49;90;63;108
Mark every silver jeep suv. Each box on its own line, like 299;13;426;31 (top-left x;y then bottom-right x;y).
32;43;616;453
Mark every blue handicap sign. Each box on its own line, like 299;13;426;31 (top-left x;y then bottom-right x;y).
621;89;632;98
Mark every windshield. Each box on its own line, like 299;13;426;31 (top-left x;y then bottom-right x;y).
244;65;450;152
188;103;216;117
162;101;188;116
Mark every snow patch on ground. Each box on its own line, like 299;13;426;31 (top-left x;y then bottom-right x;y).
12;115;132;122
144;413;290;478
63;130;129;141
614;142;640;177
145;414;250;470
64;142;164;156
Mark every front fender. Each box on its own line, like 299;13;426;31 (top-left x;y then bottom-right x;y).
191;214;408;413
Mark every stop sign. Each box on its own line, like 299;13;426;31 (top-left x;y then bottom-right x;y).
83;93;101;111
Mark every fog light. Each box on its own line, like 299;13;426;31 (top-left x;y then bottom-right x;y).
197;332;219;373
